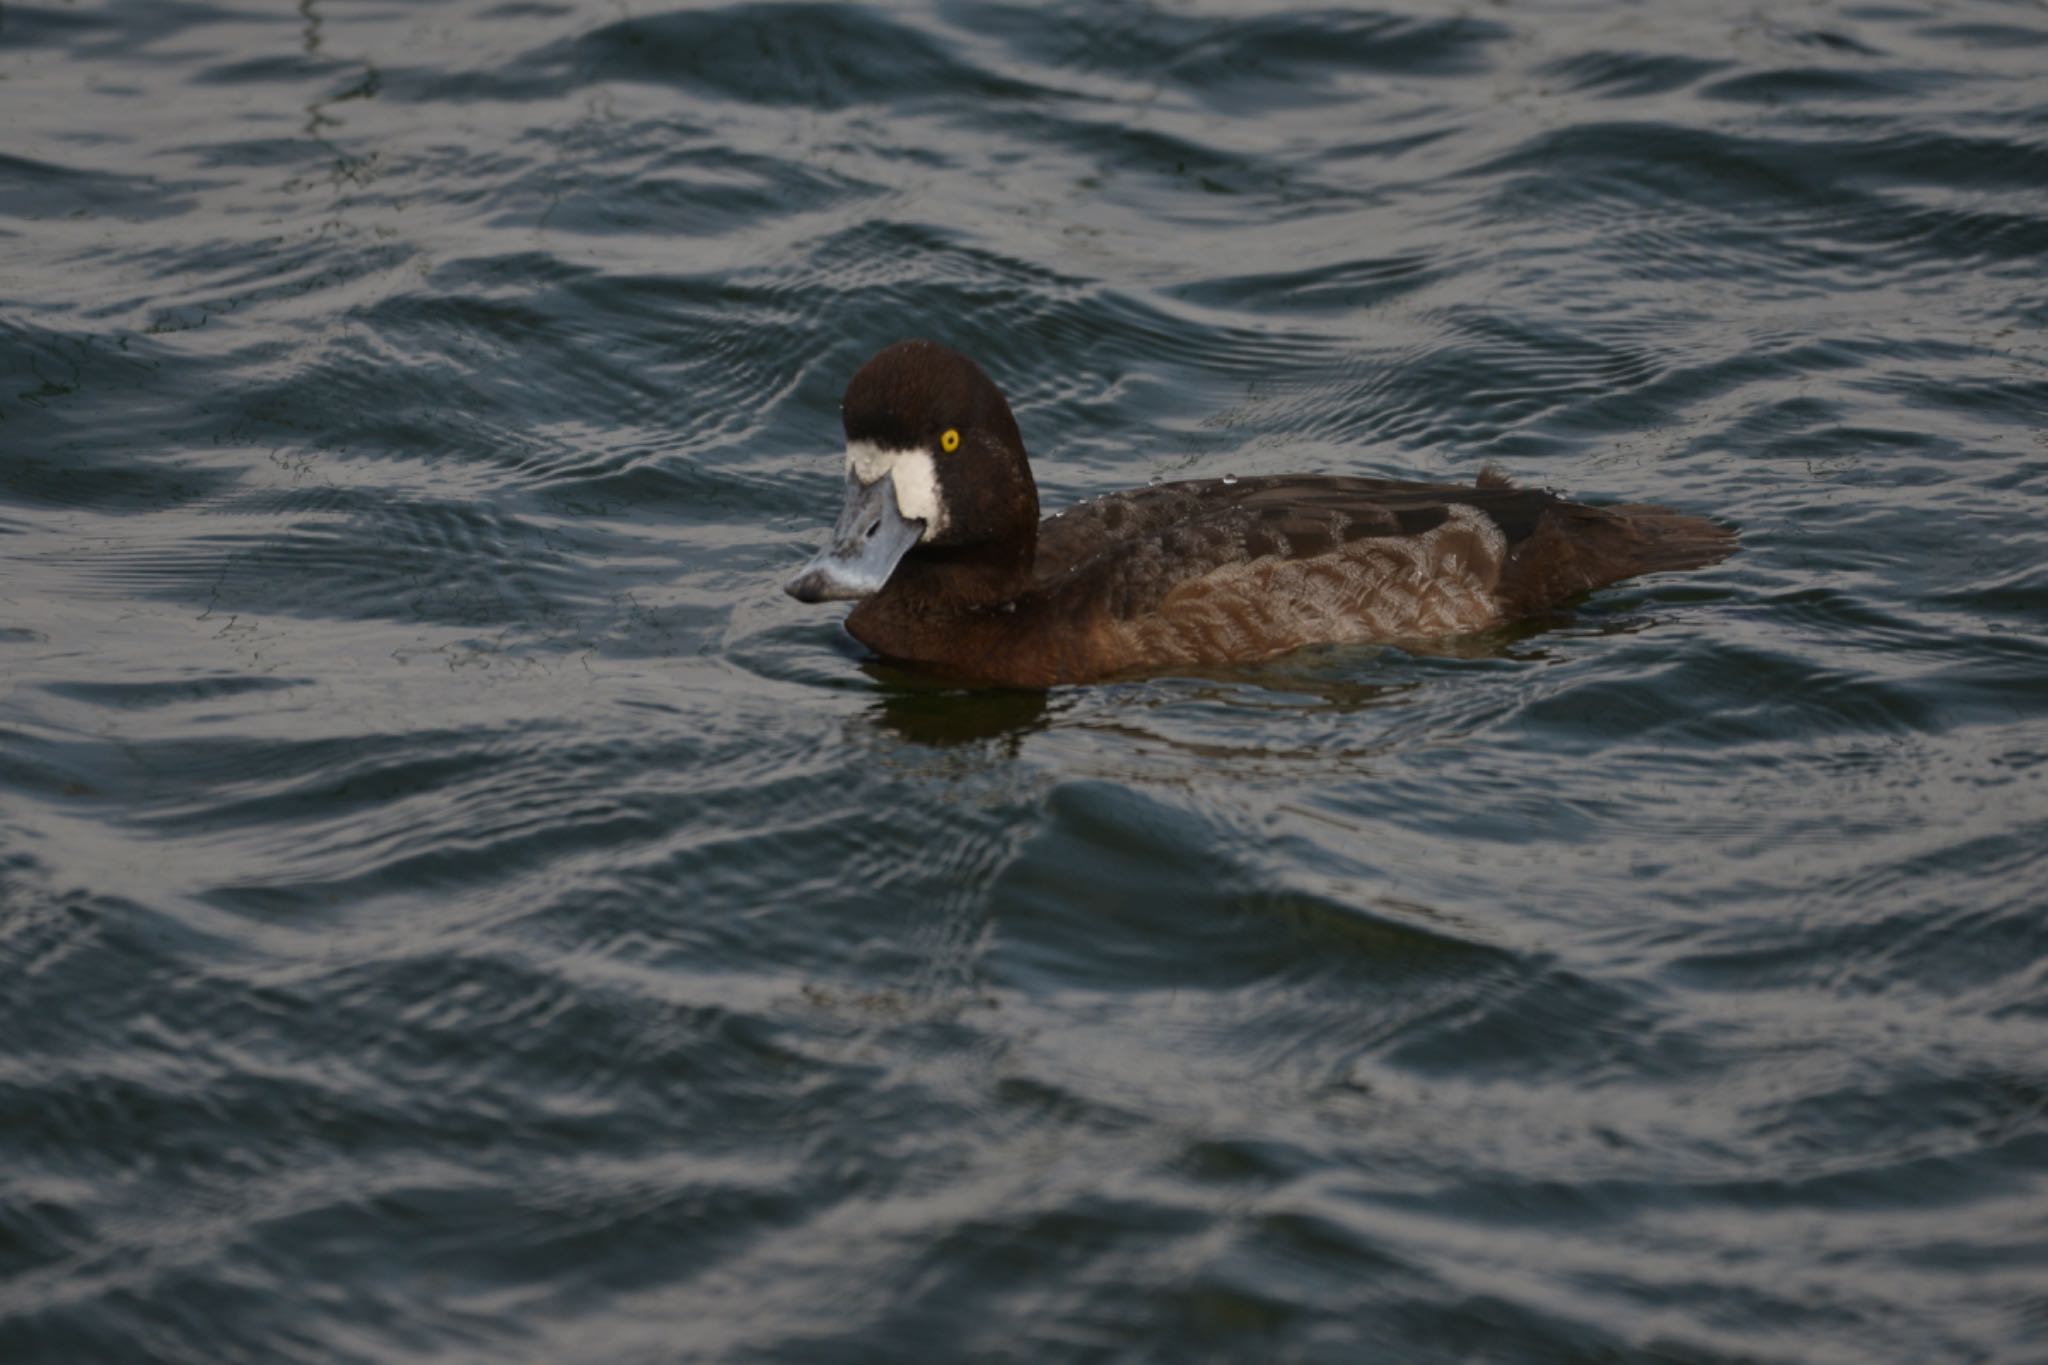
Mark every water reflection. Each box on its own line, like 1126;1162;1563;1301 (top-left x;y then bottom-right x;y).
859;663;1053;748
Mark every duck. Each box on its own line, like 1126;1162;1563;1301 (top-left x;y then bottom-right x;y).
785;340;1735;688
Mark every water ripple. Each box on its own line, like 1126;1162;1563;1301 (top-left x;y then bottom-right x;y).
4;0;2048;1360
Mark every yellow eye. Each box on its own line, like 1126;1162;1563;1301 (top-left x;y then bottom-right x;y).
940;428;961;454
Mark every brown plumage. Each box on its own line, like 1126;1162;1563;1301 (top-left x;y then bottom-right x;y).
787;342;1736;688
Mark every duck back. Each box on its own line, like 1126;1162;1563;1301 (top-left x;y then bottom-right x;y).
1010;471;1731;680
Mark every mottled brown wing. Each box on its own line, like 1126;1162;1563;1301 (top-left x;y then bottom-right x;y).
1021;478;1559;675
1005;471;1731;679
1032;475;1562;618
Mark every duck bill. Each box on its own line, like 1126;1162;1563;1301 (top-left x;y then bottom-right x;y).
784;471;926;603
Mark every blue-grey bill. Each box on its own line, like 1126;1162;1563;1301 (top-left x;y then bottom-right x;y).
784;472;926;603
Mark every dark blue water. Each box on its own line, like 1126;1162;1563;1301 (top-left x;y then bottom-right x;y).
5;1;2047;1360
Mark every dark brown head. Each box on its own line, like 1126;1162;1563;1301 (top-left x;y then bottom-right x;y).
785;340;1041;603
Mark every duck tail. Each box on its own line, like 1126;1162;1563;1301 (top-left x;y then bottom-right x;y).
1495;499;1738;615
1601;503;1740;575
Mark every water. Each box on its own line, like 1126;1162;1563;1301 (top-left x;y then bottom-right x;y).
4;0;2046;1360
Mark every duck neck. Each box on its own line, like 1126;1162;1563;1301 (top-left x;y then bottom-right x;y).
844;534;1040;671
880;535;1036;613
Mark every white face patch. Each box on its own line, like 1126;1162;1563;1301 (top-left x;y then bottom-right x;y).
845;439;947;540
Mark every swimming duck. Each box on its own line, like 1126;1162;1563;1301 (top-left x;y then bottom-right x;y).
786;340;1735;688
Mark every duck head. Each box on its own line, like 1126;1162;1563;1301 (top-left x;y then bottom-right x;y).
785;340;1040;603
